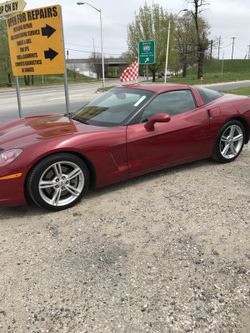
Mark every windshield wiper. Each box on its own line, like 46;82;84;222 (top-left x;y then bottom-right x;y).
64;112;73;118
71;117;89;125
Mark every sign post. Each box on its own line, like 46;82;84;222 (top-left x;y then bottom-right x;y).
61;11;70;116
1;0;27;118
15;76;22;118
138;40;155;65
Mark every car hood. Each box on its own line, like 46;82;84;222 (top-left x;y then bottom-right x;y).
0;114;106;150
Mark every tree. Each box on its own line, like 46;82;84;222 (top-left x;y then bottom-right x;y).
23;75;34;86
189;0;210;79
174;12;208;77
0;19;12;86
89;52;103;79
127;3;171;82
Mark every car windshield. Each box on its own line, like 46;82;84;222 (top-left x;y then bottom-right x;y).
72;87;153;127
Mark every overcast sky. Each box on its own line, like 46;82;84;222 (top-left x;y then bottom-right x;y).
25;0;250;60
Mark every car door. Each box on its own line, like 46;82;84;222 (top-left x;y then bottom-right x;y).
126;89;211;176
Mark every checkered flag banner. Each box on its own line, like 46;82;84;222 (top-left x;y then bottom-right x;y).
120;60;139;82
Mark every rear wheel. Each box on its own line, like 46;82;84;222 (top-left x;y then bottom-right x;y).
27;153;89;211
213;120;245;163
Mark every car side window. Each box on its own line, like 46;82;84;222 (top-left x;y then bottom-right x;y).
140;90;197;122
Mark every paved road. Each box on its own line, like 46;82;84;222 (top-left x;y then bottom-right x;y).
0;82;105;125
1;80;250;125
206;80;250;91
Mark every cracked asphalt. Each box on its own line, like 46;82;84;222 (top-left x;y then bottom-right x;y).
0;146;249;333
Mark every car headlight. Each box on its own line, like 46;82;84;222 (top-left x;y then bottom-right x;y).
0;149;23;167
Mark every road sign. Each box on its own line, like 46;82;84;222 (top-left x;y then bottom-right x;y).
0;0;26;17
138;40;155;65
6;5;65;76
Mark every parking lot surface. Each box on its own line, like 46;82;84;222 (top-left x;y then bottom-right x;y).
0;146;249;333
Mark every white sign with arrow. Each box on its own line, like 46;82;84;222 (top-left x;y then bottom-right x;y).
0;0;26;17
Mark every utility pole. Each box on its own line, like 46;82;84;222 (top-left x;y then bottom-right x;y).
221;52;225;77
77;2;105;88
231;37;236;59
217;36;221;59
164;18;171;83
248;45;250;60
164;8;188;83
210;40;213;59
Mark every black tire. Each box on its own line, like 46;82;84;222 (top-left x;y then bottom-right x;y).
27;153;89;211
213;120;245;163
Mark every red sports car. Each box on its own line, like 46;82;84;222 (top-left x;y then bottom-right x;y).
0;84;249;211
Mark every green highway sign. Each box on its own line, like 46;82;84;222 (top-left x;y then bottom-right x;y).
138;40;155;65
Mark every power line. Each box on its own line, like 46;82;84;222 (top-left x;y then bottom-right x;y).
66;42;126;52
65;48;92;54
234;44;247;53
220;43;232;49
65;47;123;57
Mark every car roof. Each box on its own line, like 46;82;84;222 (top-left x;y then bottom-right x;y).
120;83;191;93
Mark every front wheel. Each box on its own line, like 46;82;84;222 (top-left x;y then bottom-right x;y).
27;153;89;211
213;120;245;163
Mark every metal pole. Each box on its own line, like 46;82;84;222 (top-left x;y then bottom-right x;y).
164;19;171;84
248;45;250;60
61;7;70;114
231;37;236;60
15;76;22;119
163;9;187;84
218;36;221;59
100;9;105;88
210;40;213;59
76;3;105;88
64;72;70;114
221;53;224;77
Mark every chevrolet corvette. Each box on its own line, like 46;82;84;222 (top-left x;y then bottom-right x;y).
0;84;249;211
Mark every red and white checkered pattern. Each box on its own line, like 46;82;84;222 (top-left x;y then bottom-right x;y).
120;60;139;82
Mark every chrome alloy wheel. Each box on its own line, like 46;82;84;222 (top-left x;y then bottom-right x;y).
38;161;85;207
220;124;244;159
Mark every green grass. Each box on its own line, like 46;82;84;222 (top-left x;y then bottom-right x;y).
96;86;115;93
2;59;250;88
159;59;250;85
220;86;250;96
0;69;97;88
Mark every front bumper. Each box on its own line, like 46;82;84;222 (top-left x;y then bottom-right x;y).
0;174;27;207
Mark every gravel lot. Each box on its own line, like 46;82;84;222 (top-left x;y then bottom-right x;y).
0;146;249;333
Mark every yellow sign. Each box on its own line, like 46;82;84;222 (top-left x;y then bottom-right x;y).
0;0;26;17
6;5;65;76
